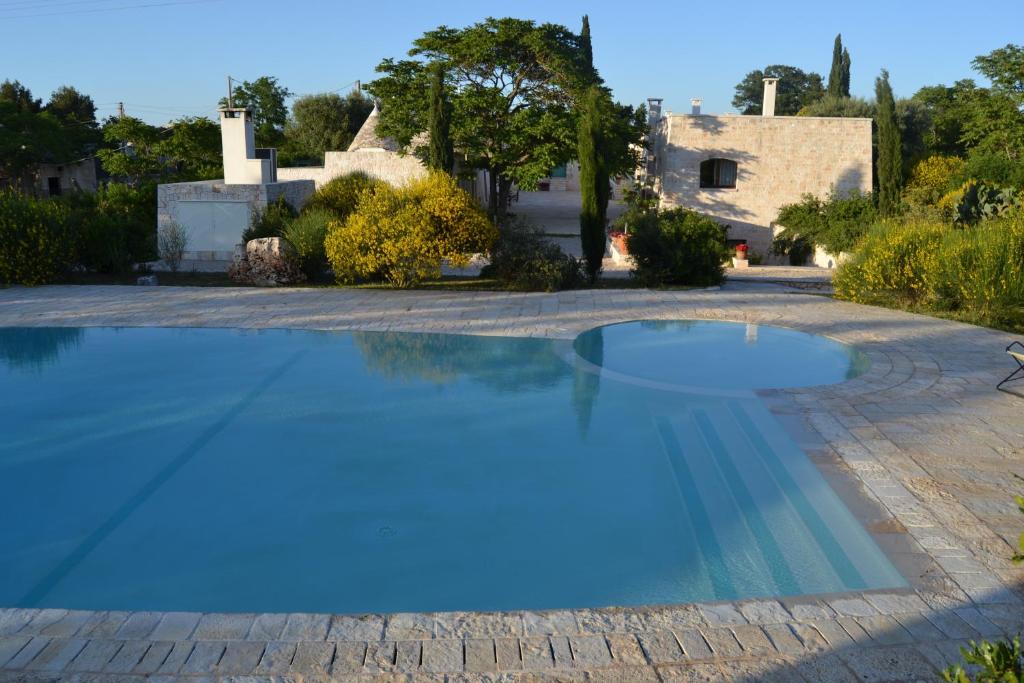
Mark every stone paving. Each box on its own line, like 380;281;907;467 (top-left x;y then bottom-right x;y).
0;284;1022;683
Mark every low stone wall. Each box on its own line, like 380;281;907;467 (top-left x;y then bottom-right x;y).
277;149;428;189
156;179;314;262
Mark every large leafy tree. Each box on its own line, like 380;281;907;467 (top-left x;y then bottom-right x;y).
732;65;825;115
158;116;221;179
0;81;74;191
875;70;903;216
45;85;100;156
367;17;594;218
282;91;373;164
97;116;164;185
219;76;291;147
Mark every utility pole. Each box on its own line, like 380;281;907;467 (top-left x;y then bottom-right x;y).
227;76;234;108
353;80;360;94
117;102;125;119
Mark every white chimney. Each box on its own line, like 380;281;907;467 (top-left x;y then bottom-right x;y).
690;98;702;115
220;108;276;184
762;78;779;117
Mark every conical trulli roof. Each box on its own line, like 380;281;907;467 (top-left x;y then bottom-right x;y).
347;105;401;152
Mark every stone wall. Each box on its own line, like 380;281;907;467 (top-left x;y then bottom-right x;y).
156;179;314;261
276;149;427;189
653;114;872;255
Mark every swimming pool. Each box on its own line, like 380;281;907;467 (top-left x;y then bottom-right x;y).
0;322;904;614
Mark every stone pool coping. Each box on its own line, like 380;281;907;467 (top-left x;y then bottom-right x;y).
0;284;1022;682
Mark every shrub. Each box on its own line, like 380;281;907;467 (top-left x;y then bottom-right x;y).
325;171;497;288
770;234;814;265
903;155;966;211
282;208;332;279
242;196;295;242
834;212;1024;327
0;190;73;285
57;183;160;273
482;218;585;291
158;220;190;272
628;208;727;287
775;190;877;255
304;172;381;220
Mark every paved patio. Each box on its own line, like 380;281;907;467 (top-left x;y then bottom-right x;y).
0;284;1022;682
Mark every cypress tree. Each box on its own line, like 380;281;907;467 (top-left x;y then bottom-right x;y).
427;62;454;174
840;47;851;97
580;15;593;70
875;69;903;216
578;86;607;283
828;34;845;97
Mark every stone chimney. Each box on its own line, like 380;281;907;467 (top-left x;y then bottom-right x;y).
762;78;778;117
219;108;276;184
690;98;702;115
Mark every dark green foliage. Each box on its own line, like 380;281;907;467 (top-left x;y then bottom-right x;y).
628;208;728;287
955;181;1020;227
733;65;825;115
241;197;296;242
770;234;814;265
963;153;1024;188
775;190;877;254
218;76;292;147
302;172;381;221
875;70;903;216
63;183;158;272
0;190;73;285
0;80;41;113
578;86;609;282
160;117;222;180
282;207;333;279
482;218;585;291
580;15;593;69
427;63;454;174
367;17;606;219
282;91;373;166
827;34;849;98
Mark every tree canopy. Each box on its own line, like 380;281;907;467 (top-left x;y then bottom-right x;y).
732;65;825;115
367;16;605;217
827;34;852;98
219;76;291;147
282;90;373;165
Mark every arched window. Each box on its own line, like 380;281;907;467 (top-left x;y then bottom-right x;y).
699;158;738;188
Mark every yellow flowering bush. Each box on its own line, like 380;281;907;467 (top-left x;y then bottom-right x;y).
0;191;73;285
903;155;965;213
325;172;497;288
835;210;1024;328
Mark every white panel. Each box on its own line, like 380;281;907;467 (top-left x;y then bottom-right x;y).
171;201;251;252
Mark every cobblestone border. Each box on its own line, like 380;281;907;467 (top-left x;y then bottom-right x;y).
1;285;1021;682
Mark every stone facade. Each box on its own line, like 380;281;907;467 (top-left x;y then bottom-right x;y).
276;149;427;189
651;114;873;256
156;179;314;261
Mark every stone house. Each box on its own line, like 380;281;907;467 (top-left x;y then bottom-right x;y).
647;79;873;256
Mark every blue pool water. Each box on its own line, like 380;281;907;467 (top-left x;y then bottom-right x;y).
0;323;903;614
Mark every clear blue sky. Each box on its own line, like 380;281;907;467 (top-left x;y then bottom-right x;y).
1;0;1021;124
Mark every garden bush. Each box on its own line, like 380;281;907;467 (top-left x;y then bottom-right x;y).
903;155;966;214
0;190;73;285
303;171;381;220
241;196;296;242
62;183;158;273
834;212;1024;329
325;172;496;288
282;208;333;279
628;208;728;287
482;218;585;291
774;190;877;256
